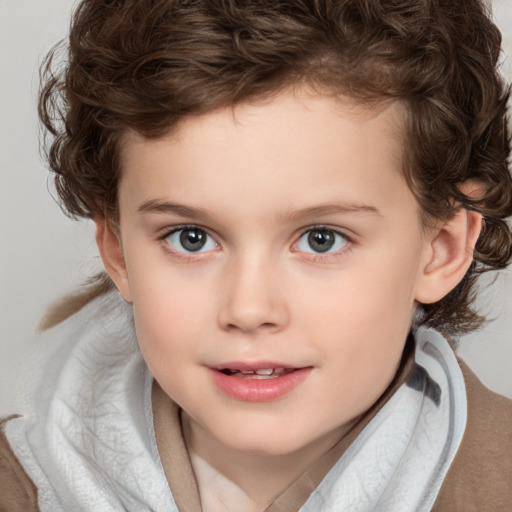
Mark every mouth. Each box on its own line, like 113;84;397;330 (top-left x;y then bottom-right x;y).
209;362;312;402
219;367;297;379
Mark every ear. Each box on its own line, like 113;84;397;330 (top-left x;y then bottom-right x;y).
94;217;133;303
414;207;482;304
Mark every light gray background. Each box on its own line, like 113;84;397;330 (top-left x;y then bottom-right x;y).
1;0;511;416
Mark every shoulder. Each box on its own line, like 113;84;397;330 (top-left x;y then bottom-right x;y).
0;416;38;512
432;360;512;511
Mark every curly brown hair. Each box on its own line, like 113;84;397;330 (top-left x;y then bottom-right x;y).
39;0;512;336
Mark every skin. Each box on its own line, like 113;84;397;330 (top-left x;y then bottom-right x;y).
96;89;481;511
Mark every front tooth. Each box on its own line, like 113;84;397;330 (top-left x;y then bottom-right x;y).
240;370;254;375
255;369;274;376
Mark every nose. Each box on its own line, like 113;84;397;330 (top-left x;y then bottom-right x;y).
217;256;289;334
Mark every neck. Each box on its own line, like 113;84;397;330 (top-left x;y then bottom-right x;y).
181;412;354;512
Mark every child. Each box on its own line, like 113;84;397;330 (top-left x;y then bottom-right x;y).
1;0;511;510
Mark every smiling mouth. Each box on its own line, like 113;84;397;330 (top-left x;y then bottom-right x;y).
210;365;312;401
220;368;296;379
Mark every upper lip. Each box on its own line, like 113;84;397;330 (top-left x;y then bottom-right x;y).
209;361;302;371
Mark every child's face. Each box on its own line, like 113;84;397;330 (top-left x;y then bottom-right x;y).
113;90;434;456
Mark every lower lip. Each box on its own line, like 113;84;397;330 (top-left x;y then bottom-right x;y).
209;367;312;402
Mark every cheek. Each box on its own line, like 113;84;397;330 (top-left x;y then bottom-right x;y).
130;275;210;369
302;260;417;337
296;252;419;385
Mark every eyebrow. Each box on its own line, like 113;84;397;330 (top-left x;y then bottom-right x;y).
278;203;382;222
137;199;210;219
137;199;381;220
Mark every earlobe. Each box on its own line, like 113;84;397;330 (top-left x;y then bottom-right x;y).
94;217;133;303
415;208;482;304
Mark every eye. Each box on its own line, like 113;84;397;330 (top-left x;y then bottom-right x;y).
295;227;349;254
164;227;218;254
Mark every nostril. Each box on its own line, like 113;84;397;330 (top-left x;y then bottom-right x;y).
226;322;279;334
217;293;289;333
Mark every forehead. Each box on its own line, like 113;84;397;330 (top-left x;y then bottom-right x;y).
118;90;415;224
125;89;405;149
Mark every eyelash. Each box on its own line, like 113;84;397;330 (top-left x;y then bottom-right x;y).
158;225;220;261
293;225;353;262
157;224;353;261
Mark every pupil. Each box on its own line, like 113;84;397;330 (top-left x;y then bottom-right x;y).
180;229;206;251
308;229;334;253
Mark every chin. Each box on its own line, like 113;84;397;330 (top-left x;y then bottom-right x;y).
230;437;304;457
215;419;322;457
